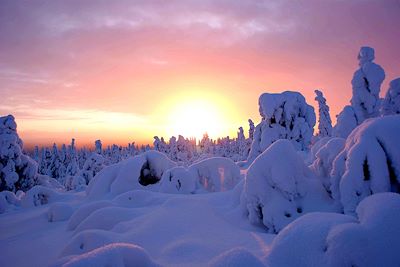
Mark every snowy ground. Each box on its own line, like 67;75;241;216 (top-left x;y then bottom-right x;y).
0;186;274;267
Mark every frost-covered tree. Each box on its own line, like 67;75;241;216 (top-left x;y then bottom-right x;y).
331;115;400;215
241;140;334;233
248;119;255;140
350;46;385;123
247;91;316;164
332;106;358;139
314;89;332;137
95;140;102;154
381;78;400;115
0;115;38;192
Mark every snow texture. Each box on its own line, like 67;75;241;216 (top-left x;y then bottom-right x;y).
266;192;400;267
247;91;316;164
331;115;400;214
241;140;334;233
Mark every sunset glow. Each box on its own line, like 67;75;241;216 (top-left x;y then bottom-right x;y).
0;1;399;148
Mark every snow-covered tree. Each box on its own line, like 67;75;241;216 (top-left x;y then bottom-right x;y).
247;91;316;164
248;119;255;140
332;106;358;138
331;115;400;215
351;46;385;123
314;89;332;137
241;140;334;233
95;140;102;154
0;115;38;192
381;78;400;115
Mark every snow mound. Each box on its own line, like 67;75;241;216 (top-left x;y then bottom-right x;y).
86;151;176;198
20;185;64;207
241;140;334;233
189;157;241;192
247;91;315;164
67;201;114;230
53;243;157;267
48;202;74;222
209;247;265;267
160;167;196;194
331;115;400;214
266;192;400;267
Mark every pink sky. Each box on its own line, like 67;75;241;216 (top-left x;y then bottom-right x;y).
0;0;399;148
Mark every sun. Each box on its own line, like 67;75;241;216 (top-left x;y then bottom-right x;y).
166;99;225;139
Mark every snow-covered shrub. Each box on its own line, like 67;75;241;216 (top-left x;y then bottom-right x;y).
247;91;316;164
189;157;241;192
0;190;22;213
79;153;106;184
47;202;74;222
310;137;345;194
331;115;400;214
265;192;400;267
350;46;385;123
381;78;400;115
241;140;334;233
160;167;196;194
20;185;63;207
332;105;358;138
315;89;332;137
53;243;157;267
87;150;176;198
0;115;38;192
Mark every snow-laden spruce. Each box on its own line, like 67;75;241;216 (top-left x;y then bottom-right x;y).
314;89;332;137
331;115;400;215
241;140;334;233
266;192;400;267
246;91;316;164
351;46;385;123
332;105;358;138
0;115;38;192
381;78;400;115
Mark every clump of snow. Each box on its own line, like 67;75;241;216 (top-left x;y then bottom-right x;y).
381;78;400;115
332;105;358;138
160;167;196;194
209;247;265;267
53;243;158;267
241;140;334;233
314;89;332;137
48;202;74;222
310;137;345;194
351;46;385;123
266;192;400;267
86;151;176;198
0;115;38;192
20;185;63;207
331;115;400;214
247;91;316;164
189;157;241;192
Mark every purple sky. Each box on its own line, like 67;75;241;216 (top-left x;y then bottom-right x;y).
0;0;399;147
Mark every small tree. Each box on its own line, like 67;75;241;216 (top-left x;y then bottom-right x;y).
314;89;332;137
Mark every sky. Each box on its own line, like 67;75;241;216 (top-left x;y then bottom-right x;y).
0;0;399;148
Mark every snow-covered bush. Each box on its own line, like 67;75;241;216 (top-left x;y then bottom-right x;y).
332;105;358;138
381;78;400;115
0;190;23;213
265;192;400;267
314;89;332;137
189;157;241;192
160;167;196;194
241;140;334;233
47;202;74;222
350;46;385;123
87;150;176;198
79;153;106;184
331;115;400;214
310;137;345;194
247;91;316;164
0;115;38;192
20;185;63;207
